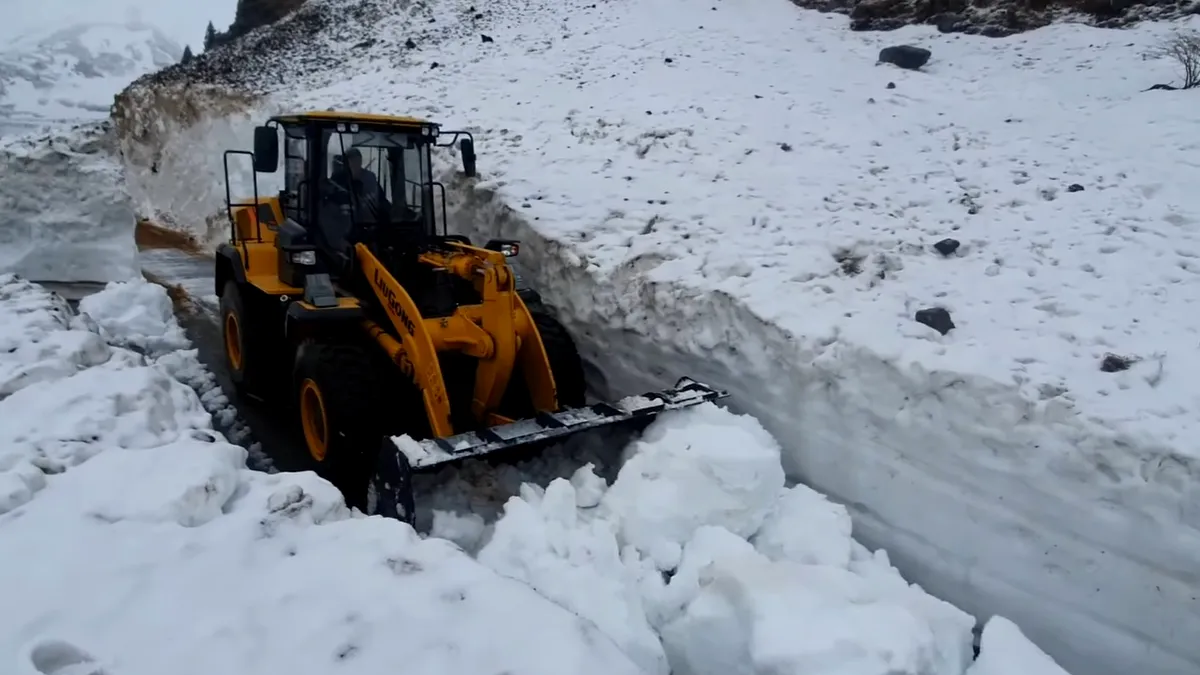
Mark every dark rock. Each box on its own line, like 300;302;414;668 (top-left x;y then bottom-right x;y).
1067;183;1085;192
227;0;308;42
915;307;955;335
404;38;416;49
878;45;931;70
780;142;793;152
933;238;960;256
481;34;494;43
790;0;1189;37
932;13;963;32
1100;353;1134;372
886;81;896;89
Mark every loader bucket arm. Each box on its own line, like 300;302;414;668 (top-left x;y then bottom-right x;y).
356;242;456;437
370;377;729;524
355;240;566;433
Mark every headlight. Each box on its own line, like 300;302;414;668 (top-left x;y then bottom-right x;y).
291;250;317;265
499;243;519;257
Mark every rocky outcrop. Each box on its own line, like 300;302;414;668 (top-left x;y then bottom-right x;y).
227;0;310;42
791;0;1200;36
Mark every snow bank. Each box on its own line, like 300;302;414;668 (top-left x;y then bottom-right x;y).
0;276;648;675
0;123;138;283
107;0;1200;672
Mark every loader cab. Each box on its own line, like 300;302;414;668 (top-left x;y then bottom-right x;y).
244;112;477;283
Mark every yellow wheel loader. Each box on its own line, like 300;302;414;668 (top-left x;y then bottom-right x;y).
215;111;727;524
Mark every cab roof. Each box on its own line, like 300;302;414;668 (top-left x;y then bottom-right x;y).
269;111;435;128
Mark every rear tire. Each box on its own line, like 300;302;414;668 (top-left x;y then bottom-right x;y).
220;280;265;397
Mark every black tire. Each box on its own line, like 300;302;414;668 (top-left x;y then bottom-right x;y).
531;306;586;407
220;280;266;396
501;300;587;414
293;340;388;511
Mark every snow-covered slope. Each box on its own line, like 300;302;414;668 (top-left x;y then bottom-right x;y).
0;20;180;135
109;1;1200;674
0;274;1070;675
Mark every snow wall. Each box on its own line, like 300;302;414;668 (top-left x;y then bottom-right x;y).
111;84;278;248
110;95;1200;675
0;122;139;283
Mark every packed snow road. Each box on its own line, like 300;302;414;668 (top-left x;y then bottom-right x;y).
0;273;1070;675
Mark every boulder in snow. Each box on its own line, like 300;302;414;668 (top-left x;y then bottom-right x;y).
878;45;931;70
915;307;955;335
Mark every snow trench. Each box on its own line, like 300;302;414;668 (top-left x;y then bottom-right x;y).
111;107;1197;675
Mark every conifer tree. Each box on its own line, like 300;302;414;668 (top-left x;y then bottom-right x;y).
203;21;217;51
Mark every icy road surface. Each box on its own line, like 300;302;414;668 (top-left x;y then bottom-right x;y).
0;274;1068;675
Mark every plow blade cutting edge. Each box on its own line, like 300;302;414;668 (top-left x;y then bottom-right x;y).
369;377;729;524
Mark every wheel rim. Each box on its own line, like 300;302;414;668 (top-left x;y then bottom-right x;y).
224;311;243;372
300;378;329;462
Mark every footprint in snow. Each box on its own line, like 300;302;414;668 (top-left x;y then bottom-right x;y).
25;640;108;675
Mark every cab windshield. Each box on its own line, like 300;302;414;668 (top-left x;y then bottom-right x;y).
318;127;432;231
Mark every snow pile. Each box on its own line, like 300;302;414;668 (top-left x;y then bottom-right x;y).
108;0;1200;672
0;123;138;283
474;402;1073;675
0;276;651;675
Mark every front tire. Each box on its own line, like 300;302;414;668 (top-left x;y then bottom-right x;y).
530;306;586;407
293;340;386;511
500;300;587;415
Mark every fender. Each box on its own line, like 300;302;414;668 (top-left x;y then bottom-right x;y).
215;243;248;296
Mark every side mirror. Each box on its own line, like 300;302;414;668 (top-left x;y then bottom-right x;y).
253;126;279;173
460;138;476;178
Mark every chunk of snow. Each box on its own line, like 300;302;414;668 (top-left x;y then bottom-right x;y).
967;616;1072;675
601;403;785;557
659;526;975;675
751;483;854;568
429;509;487;554
78;277;188;353
478;478;668;675
569;462;607;508
0;274;111;397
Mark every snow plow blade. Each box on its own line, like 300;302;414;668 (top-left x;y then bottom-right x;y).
370;377;728;523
